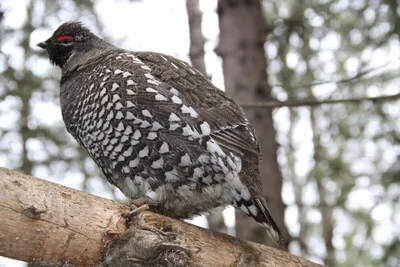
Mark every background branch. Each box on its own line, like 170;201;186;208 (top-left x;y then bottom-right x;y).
240;93;400;108
270;56;399;88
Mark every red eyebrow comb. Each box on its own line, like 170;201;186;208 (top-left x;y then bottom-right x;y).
57;35;74;42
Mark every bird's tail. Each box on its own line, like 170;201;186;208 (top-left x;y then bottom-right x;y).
250;197;284;247
234;194;284;247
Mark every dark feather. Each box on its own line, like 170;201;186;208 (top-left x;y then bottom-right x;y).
254;198;284;247
136;52;261;159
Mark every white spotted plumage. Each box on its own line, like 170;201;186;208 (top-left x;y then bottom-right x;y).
146;132;157;140
145;87;158;93
141;109;152;118
127;79;136;85
138;146;149;158
200;122;211;135
168;113;180;122
155;94;168;101
111;83;120;91
179;153;192;166
171;95;182;104
47;21;283;247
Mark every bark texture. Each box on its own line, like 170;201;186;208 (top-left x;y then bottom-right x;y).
217;0;288;247
0;167;128;266
0;167;321;267
186;0;207;76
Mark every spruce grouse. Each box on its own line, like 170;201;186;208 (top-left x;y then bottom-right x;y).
37;21;284;246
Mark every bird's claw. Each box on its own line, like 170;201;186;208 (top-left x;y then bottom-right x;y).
123;196;163;223
123;204;150;219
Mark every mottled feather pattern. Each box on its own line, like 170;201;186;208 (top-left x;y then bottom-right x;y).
39;21;283;246
61;51;248;213
136;52;261;156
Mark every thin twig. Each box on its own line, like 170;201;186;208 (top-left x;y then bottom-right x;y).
240;93;400;108
270;57;400;88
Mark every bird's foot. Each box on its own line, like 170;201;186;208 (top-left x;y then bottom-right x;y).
123;196;161;220
127;204;150;218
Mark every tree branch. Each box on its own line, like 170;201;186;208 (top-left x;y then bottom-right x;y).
0;167;128;266
270;56;399;88
0;167;322;267
240;93;400;108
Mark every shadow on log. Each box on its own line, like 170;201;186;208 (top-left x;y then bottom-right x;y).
0;167;322;267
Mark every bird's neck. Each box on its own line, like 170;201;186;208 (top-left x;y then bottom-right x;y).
61;39;116;77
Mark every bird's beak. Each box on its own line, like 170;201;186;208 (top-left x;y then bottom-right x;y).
37;42;48;49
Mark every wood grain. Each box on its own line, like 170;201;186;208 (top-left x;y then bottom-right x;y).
0;167;322;267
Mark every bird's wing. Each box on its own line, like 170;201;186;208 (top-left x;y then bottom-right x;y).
135;51;261;159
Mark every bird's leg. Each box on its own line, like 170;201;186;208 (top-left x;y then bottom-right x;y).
123;195;162;219
124;196;201;221
125;198;180;240
128;203;149;217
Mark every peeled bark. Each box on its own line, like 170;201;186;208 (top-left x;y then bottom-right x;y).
0;167;321;266
217;0;287;247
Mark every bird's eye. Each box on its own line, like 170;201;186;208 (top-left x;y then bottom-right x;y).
57;35;74;43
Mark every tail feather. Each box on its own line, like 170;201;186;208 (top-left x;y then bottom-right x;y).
233;196;284;247
254;198;284;247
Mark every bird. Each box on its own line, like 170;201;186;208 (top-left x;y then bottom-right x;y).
37;21;284;246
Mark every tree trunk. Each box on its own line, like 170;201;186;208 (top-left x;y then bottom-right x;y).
217;0;287;247
186;0;228;235
186;0;207;76
0;167;321;267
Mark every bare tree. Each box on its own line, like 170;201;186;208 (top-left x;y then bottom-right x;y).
186;0;207;76
217;0;287;247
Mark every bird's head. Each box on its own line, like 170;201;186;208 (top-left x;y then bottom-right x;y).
37;21;100;68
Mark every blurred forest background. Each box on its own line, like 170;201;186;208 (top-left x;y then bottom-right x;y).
0;0;399;266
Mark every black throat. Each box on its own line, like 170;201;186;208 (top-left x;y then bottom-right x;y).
47;42;75;67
